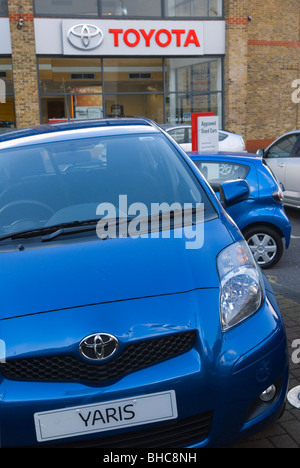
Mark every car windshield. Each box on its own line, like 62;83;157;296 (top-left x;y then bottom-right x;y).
0;132;215;239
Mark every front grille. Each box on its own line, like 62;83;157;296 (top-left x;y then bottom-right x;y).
0;330;196;383
36;412;212;448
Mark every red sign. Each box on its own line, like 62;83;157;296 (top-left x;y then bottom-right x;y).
191;112;214;151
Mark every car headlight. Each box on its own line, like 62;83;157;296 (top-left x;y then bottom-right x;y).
217;241;263;331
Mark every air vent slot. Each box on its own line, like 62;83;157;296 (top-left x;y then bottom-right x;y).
129;73;151;79
70;73;95;80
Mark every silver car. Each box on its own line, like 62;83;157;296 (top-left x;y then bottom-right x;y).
257;131;300;209
162;124;246;153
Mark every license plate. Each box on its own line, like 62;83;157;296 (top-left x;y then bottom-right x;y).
34;390;177;442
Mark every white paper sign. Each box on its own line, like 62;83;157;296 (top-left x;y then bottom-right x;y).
197;116;219;152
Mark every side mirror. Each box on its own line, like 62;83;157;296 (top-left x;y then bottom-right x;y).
220;179;250;207
256;149;264;157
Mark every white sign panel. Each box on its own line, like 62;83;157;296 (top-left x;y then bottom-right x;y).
34;19;225;56
0;19;12;54
197;116;219;152
62;19;204;56
0;80;5;104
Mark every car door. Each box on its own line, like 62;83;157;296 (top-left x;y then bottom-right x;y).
264;133;300;207
284;136;300;207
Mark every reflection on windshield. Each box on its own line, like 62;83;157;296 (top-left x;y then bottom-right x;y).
0;133;215;239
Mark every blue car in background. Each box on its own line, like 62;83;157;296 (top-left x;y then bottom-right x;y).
188;152;291;269
0;120;288;448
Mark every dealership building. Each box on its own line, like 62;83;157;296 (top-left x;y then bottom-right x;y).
0;0;299;151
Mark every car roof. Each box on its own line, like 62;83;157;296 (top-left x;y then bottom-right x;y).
162;124;224;129
161;123;190;127
265;130;300;148
0;118;160;150
188;151;260;161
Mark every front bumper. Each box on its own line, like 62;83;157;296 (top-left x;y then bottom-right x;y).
0;289;288;448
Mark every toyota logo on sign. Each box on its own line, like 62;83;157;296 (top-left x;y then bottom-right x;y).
67;24;104;50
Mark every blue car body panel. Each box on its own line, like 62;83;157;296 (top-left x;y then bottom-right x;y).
0;121;289;447
1;294;288;448
0;218;235;320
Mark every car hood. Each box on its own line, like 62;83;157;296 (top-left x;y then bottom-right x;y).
0;218;235;320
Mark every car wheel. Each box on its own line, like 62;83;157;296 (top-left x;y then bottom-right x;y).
243;225;283;269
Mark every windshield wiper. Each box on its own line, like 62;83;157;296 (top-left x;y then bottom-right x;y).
0;219;101;243
0;207;206;244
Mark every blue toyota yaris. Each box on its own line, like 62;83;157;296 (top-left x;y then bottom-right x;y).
0;119;288;448
187;152;291;269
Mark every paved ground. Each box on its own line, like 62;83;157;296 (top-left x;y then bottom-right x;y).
234;294;300;448
267;207;300;302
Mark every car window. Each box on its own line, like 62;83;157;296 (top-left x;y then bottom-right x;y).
290;135;300;157
168;128;187;144
193;160;249;189
218;132;228;142
266;134;298;158
0;133;216;236
187;127;191;143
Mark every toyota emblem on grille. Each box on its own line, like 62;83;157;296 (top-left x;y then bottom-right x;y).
67;24;104;50
79;333;119;361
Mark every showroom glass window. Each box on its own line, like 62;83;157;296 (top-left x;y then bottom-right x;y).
165;0;222;17
34;0;223;18
34;0;99;16
38;57;223;126
34;0;161;16
0;0;8;15
102;0;161;17
38;58;103;123
165;58;223;124
0;58;15;130
103;58;164;122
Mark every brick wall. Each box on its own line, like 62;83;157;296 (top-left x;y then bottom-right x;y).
225;0;300;152
224;0;249;145
8;0;40;128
